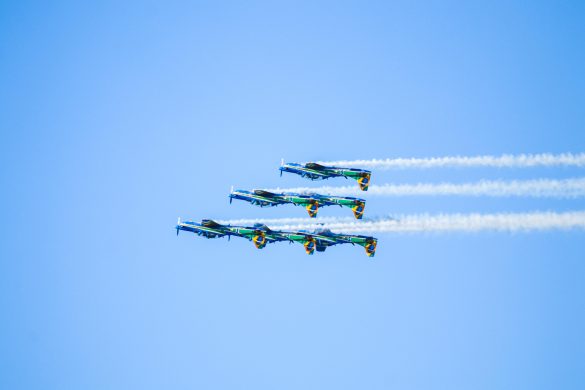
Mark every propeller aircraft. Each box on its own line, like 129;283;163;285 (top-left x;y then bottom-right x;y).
279;160;372;191
276;228;378;257
229;187;366;219
176;218;269;249
177;219;378;257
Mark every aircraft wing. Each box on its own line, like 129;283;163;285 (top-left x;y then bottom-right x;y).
177;220;230;238
253;198;282;206
305;162;329;171
231;190;282;206
191;226;227;238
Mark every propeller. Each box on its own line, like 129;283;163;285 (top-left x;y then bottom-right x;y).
280;158;284;177
229;185;233;204
176;217;180;236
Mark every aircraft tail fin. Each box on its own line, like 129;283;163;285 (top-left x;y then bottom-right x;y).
363;238;377;257
252;231;267;249
356;172;371;191
306;202;319;218
304;237;316;255
351;201;365;219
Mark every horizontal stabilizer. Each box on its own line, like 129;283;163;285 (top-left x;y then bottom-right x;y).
316;244;327;252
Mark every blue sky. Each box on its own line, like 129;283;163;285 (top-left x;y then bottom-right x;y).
1;1;584;388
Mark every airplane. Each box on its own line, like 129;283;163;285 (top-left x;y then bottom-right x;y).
308;193;366;219
229;188;320;217
175;218;269;249
329;230;378;257
252;224;378;257
229;187;366;219
176;218;236;239
176;219;377;257
279;160;372;191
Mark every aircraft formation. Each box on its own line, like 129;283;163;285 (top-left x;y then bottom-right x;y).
229;189;366;219
176;161;378;257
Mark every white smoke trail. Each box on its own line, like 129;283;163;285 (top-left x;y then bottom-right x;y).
317;153;585;170
220;211;585;234
267;178;585;198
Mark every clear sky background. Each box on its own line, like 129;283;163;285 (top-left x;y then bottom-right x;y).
1;1;585;389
